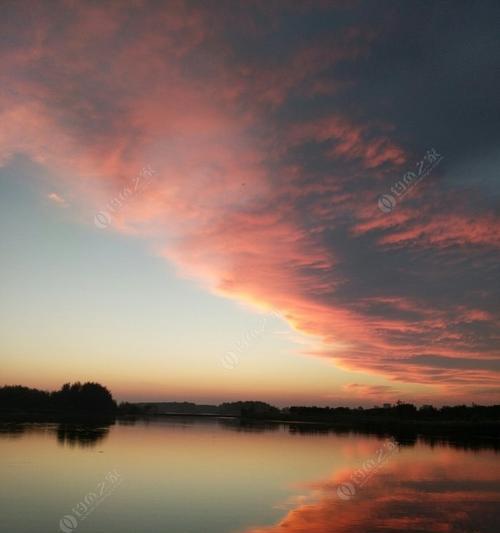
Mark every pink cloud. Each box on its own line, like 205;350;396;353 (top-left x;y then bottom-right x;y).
1;1;499;402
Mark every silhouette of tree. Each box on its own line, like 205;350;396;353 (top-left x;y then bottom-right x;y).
0;385;50;410
51;382;116;413
0;382;116;414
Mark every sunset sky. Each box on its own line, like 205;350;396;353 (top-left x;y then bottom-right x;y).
1;1;499;406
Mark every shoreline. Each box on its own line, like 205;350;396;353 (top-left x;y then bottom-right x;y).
2;410;499;439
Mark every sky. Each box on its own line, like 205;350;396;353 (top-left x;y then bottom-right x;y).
0;0;499;406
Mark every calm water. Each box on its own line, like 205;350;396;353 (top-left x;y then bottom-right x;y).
0;418;499;533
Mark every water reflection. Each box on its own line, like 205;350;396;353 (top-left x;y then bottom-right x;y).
285;423;500;452
245;440;500;533
55;422;112;447
1;417;498;452
0;419;113;448
1;417;499;533
0;422;28;439
217;417;281;433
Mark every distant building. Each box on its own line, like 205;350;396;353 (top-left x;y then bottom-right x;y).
383;403;392;409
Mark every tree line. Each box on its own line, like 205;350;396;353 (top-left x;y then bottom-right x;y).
121;399;500;422
285;402;500;421
2;384;499;423
0;382;116;414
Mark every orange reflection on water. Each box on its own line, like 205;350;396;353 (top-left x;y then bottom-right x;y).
1;420;499;533
247;442;500;533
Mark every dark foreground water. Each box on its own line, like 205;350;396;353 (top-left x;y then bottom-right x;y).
0;417;499;533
